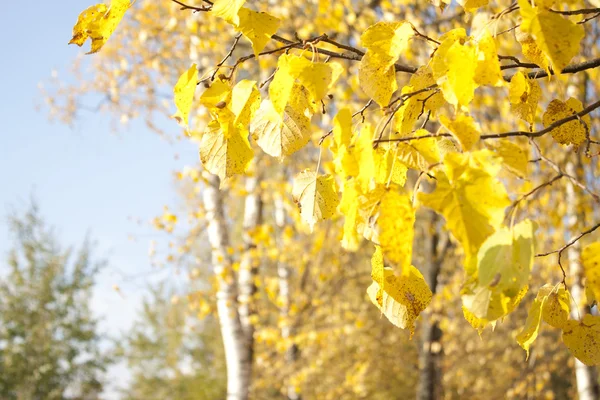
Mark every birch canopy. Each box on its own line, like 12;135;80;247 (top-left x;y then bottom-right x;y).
61;0;600;397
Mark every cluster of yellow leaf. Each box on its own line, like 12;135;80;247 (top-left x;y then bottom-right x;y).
211;0;281;56
358;21;414;106
432;29;503;109
69;0;130;53
518;0;584;73
518;283;600;366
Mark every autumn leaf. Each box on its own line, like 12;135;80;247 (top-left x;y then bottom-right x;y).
236;8;281;56
562;315;600;366
359;21;414;106
418;151;510;272
69;0;130;54
583;242;600;303
542;97;590;146
518;0;584;73
199;119;253;184
211;0;245;25
439;114;481;152
378;188;414;275
367;247;432;336
172;64;199;129
292;170;339;230
508;71;541;125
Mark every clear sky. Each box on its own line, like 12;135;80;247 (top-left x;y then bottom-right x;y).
0;1;198;397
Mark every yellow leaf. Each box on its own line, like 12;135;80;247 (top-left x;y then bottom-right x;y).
211;0;245;25
542;285;570;329
379;188;414;275
371;245;385;291
438;40;478;108
457;0;489;11
69;4;108;46
475;30;503;87
562;315;600;366
339;180;361;251
332;108;353;148
199;120;253;183
395;129;441;171
373;146;408;186
269;54;295;115
463;283;528;322
516;32;551;75
485;140;529;178
172;64;199;129
355;123;376;191
200;79;231;110
418;151;510;271
432;29;467;79
292;170;339;230
367;265;432;336
477;219;536;297
250;98;311;159
519;0;584;72
439;114;481;151
393;68;444;136
516;292;546;358
508;71;541;124
230;79;261;129
287;56;344;102
236;8;280;56
359;22;414;106
542;97;590;146
583;242;600;304
69;0;130;54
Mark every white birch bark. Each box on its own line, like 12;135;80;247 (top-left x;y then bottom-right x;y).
274;193;300;400
203;172;250;400
238;175;263;370
565;161;599;400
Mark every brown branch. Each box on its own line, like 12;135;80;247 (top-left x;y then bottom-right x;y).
170;0;210;12
374;99;600;144
536;221;600;284
502;57;600;80
510;174;564;211
211;33;243;81
536;222;600;257
318;99;374;145
550;7;600;15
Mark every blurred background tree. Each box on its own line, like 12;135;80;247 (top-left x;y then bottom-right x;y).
119;282;226;400
0;203;111;400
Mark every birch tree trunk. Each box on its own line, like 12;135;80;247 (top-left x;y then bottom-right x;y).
416;211;444;400
274;193;300;400
238;175;263;373
203;172;250;400
565;160;600;400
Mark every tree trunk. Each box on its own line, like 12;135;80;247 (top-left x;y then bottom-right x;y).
565;160;600;400
274;193;300;400
238;175;263;373
416;211;445;400
203;173;250;400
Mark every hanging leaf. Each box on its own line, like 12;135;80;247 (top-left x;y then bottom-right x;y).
69;0;130;54
236;8;281;56
172;64;199;129
562;315;600;366
292;170;339;230
367;247;432;336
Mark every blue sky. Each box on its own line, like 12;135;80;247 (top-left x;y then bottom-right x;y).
0;1;198;396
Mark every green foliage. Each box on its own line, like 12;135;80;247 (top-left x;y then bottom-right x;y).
0;204;110;400
119;284;226;400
